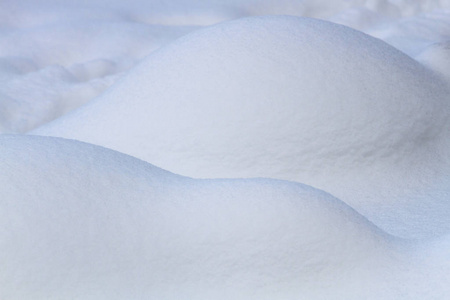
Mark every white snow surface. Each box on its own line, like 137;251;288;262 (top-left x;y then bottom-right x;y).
1;134;450;300
1;0;450;133
2;0;450;298
34;15;450;238
0;18;194;133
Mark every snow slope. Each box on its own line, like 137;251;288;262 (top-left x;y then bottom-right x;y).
1;134;450;300
34;15;450;238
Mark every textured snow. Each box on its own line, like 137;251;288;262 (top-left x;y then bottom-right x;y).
1;0;450;133
1;134;450;299
34;15;450;238
2;0;450;299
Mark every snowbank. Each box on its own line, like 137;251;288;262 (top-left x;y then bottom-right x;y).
34;15;450;238
1;134;449;299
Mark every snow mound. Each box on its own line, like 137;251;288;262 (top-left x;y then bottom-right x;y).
0;134;410;299
34;16;450;237
35;15;449;177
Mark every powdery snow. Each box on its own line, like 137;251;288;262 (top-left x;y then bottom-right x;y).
2;1;450;299
1;134;450;300
34;15;450;238
1;0;450;133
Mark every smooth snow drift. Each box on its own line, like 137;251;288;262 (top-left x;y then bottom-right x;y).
34;15;450;238
1;134;450;300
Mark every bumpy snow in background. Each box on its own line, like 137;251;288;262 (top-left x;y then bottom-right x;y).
0;16;193;132
416;41;450;80
34;15;450;238
2;134;450;299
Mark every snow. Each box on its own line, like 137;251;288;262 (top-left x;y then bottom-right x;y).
1;0;450;134
2;0;450;298
416;41;450;80
0;19;194;133
1;134;450;299
34;15;450;238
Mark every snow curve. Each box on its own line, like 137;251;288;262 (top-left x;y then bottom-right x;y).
0;134;409;299
33;15;450;238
